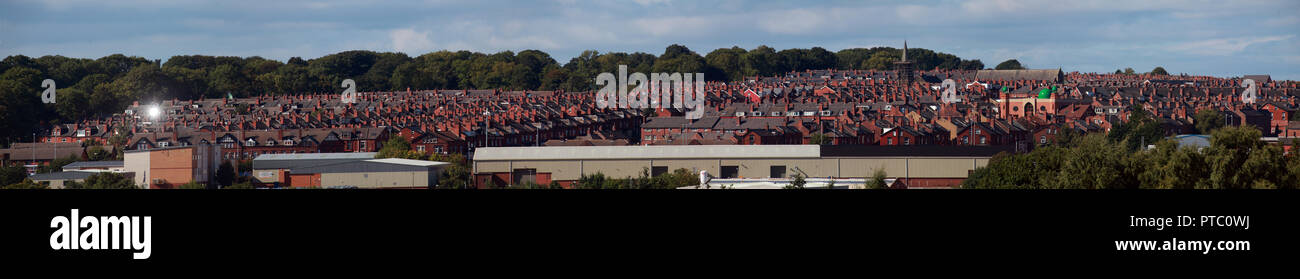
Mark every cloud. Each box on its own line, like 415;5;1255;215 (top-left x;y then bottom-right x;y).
632;0;670;6
390;28;436;54
756;9;824;34
633;16;726;37
1169;35;1294;55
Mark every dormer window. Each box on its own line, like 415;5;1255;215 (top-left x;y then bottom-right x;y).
266;140;276;146
284;140;293;145
245;139;256;146
158;141;170;147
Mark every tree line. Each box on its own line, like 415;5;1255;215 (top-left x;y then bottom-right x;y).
963;107;1300;189
0;45;986;145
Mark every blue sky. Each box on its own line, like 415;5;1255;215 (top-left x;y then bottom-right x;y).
2;0;1298;80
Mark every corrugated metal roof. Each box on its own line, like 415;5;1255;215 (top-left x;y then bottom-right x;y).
63;161;124;169
253;152;377;160
365;158;450;167
289;159;448;174
252;152;378;170
473;145;821;161
821;145;1014;157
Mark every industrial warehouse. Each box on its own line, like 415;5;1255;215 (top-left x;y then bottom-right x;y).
252;152;450;188
471;145;1013;188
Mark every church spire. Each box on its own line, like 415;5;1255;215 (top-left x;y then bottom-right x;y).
902;40;908;62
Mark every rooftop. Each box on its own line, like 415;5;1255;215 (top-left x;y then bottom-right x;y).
253;152;378;161
474;145;821;161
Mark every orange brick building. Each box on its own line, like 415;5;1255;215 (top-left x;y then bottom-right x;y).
124;144;223;189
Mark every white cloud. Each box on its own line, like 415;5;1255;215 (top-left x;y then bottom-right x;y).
1169;35;1294;55
632;0;671;6
390;28;436;54
633;16;726;37
756;9;824;34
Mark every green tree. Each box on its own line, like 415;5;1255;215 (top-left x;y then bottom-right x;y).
215;161;236;187
1050;134;1127;189
995;59;1025;70
0;67;48;143
86;145;112;161
0;164;29;185
65;172;136;189
376;134;415;159
429;153;472;189
3;179;47;189
1194;109;1224;134
39;155;79;174
1150;66;1169;75
740;45;779;77
178;181;207;189
705;46;747;81
862;51;900;70
224;181;255;189
808;133;830;145
785;172;807;189
651;44;707;77
867;168;888;189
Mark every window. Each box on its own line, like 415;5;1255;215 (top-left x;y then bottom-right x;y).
360;141;367;150
720;166;739;179
887;138;893;145
980;136;987;145
770;166;786;179
158;141;170;147
651;166;668;177
975;129;981;135
245;139;255;146
1040;136;1047;144
417;146;426;152
903;138;911;145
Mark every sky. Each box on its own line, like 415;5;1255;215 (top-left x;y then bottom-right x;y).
2;0;1298;80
